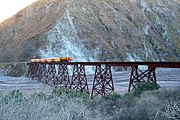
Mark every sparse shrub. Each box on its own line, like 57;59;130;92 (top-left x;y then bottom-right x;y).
32;92;48;100
155;100;180;120
0;90;108;120
115;93;136;108
0;92;3;99
133;81;160;96
102;93;121;101
51;87;89;100
155;87;180;100
0;87;179;120
3;90;25;104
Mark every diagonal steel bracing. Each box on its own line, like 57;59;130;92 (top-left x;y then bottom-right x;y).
39;64;48;84
37;63;45;82
128;65;157;92
91;65;114;98
56;64;70;87
28;63;39;79
46;64;56;85
70;64;89;94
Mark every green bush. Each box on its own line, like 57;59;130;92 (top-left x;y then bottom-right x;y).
102;93;121;101
133;81;160;96
32;92;48;100
51;87;89;100
3;90;25;104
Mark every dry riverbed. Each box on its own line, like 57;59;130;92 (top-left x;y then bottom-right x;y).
0;68;180;95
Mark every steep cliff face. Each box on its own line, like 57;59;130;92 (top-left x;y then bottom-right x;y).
0;0;69;62
0;0;179;64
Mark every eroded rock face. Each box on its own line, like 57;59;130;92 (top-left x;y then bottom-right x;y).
0;0;69;62
0;0;179;64
0;62;27;77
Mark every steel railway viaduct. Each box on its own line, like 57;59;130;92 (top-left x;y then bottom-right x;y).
27;62;180;98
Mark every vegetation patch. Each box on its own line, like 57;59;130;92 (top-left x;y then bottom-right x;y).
102;93;121;101
2;90;25;104
51;87;90;100
32;92;48;100
133;81;160;96
0;87;179;120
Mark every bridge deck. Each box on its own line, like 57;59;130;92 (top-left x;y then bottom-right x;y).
29;62;180;68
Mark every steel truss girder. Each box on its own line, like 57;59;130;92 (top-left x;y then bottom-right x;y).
56;64;70;87
38;64;48;84
28;63;39;79
45;64;56;85
70;64;89;94
37;63;46;82
128;65;157;92
91;65;114;98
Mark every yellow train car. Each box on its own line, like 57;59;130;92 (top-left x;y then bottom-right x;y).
31;57;72;63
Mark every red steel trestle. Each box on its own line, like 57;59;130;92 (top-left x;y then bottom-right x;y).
91;65;114;98
70;64;89;94
37;63;45;82
56;64;70;87
128;65;157;92
27;62;180;98
28;63;39;79
46;63;56;85
39;64;48;84
148;66;157;83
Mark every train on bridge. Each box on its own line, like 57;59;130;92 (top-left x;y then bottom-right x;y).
27;58;180;98
30;57;72;63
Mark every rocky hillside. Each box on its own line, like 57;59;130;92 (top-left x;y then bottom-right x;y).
0;0;180;65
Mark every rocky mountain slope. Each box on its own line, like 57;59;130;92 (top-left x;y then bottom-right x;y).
0;0;180;75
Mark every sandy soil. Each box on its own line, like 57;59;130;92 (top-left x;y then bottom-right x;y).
0;76;54;95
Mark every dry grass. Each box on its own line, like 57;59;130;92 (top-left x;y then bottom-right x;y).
0;87;179;120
